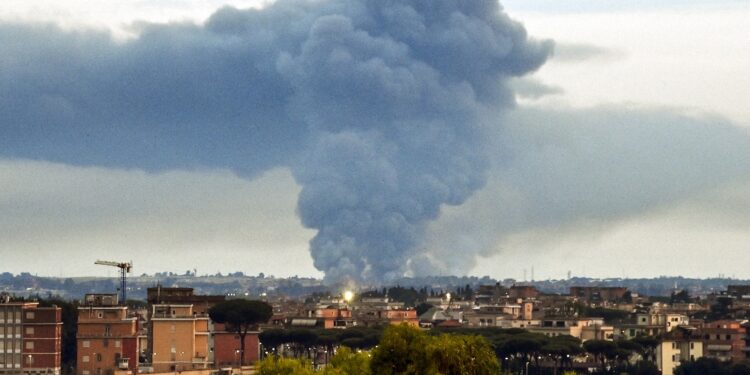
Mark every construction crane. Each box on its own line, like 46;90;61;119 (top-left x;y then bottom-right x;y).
94;260;132;304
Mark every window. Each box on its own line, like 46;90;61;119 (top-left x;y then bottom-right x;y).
82;371;90;375
25;312;34;320
690;343;694;349
25;342;34;350
25;327;34;335
83;341;91;348
115;340;121;348
82;356;90;363
26;355;33;365
672;355;676;362
96;353;102;362
726;335;731;340
104;325;111;337
103;339;108;348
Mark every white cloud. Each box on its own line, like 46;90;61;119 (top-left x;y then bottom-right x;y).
471;188;750;280
506;5;750;125
0;159;318;277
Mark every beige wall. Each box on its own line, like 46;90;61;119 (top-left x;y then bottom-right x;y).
151;320;195;373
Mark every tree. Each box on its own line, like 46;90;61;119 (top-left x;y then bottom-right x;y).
583;339;617;372
670;289;691;304
632;336;659;363
209;299;273;366
329;346;371;375
286;328;318;358
415;302;434;316
370;324;500;375
259;328;287;356
674;357;726;375
542;335;582;375
256;356;314;375
370;324;431;375
427;334;499;375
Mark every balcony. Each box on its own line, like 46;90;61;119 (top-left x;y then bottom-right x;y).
151;313;208;319
117;358;130;369
706;344;733;351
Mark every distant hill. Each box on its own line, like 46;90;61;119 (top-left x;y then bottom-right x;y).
1;271;747;300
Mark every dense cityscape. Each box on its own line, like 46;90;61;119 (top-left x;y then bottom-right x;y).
2;0;749;374
3;269;750;375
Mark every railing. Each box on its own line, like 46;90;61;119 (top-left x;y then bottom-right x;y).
117;358;130;369
151;313;209;319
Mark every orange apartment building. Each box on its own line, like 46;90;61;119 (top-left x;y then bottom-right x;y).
1;301;61;375
315;307;354;329
700;320;747;362
148;304;210;373
211;323;260;367
144;287;226;372
144;287;265;370
382;309;418;326
76;295;139;375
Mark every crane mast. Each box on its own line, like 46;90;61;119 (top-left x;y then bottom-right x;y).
94;260;132;304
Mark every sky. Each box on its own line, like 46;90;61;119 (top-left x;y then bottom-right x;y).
1;0;749;281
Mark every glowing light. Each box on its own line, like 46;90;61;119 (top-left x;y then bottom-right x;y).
343;290;354;303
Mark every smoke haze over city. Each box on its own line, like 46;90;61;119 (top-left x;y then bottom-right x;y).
1;0;749;282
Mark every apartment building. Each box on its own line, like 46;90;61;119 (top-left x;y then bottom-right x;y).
656;326;703;375
212;323;260;367
699;320;746;362
616;312;689;339
149;304;210;373
76;295;139;375
527;317;614;341
0;302;61;375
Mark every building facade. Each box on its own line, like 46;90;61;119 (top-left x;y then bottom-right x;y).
76;295;139;375
149;304;211;373
699;320;746;362
0;302;61;375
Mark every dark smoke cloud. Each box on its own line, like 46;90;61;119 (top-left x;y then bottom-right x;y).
0;0;551;283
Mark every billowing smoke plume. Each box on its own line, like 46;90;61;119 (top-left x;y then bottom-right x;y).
0;0;550;283
273;0;550;283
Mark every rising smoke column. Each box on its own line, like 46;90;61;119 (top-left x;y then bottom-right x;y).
275;0;552;283
0;0;551;283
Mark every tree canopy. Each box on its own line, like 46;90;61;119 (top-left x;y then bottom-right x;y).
209;299;273;365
